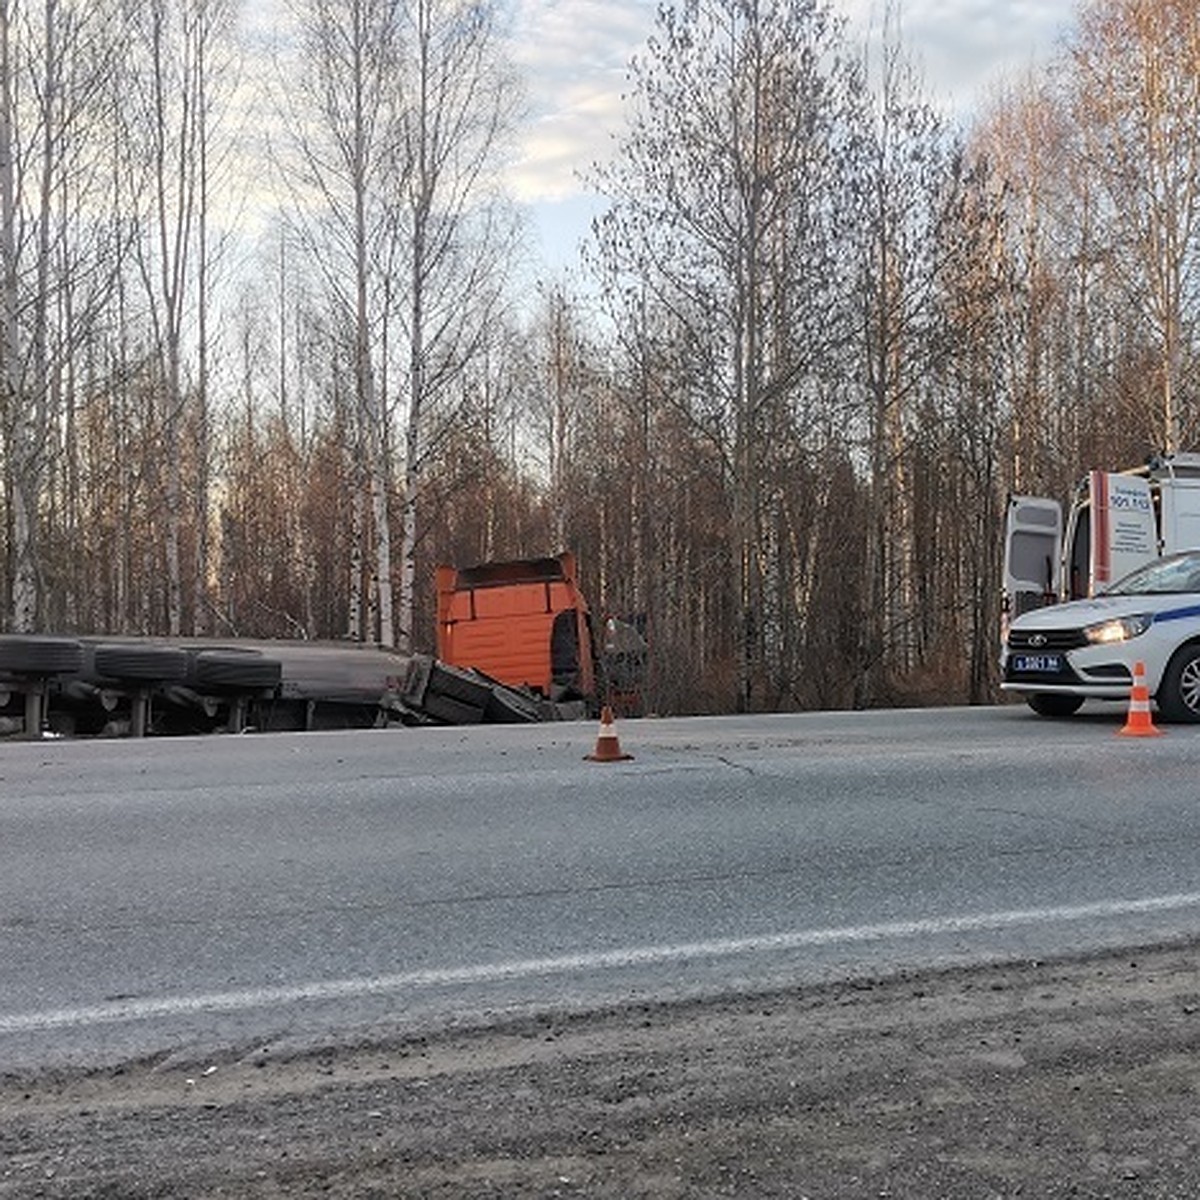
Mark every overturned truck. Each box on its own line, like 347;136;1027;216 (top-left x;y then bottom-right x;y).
0;554;645;737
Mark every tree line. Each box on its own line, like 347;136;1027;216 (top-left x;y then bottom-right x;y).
1;0;1197;715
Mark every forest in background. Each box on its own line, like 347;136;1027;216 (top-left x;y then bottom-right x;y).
1;0;1197;715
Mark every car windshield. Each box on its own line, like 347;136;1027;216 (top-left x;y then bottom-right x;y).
1106;554;1200;595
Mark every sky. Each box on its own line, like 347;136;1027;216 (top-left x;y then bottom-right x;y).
505;0;1077;276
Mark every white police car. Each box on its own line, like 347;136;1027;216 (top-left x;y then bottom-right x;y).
1002;550;1200;720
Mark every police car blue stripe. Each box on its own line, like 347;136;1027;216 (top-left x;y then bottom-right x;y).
1153;604;1200;624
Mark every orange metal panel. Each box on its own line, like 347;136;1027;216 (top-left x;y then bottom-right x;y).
433;553;595;697
472;582;550;619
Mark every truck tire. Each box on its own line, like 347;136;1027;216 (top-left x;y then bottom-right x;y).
1026;693;1084;718
190;650;282;691
1156;644;1200;723
93;644;188;683
0;635;84;676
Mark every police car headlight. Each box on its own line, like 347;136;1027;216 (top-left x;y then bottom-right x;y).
1084;614;1152;644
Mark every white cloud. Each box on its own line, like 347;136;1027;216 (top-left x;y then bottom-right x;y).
509;0;1076;270
508;0;1074;207
506;0;654;202
831;0;1073;114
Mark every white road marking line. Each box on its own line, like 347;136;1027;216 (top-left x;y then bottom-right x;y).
4;891;1199;1035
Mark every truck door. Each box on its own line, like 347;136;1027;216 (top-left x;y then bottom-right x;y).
1003;495;1062;633
1088;471;1156;591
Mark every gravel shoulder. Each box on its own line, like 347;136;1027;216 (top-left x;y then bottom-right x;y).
4;941;1200;1199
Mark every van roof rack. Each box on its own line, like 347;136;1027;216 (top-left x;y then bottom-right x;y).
1147;452;1200;479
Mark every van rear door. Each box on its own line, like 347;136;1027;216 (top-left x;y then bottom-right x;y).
1003;495;1062;632
1157;476;1200;555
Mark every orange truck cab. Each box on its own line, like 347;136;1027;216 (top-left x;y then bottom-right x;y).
435;553;597;702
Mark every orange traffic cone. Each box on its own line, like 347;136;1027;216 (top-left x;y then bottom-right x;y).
1118;661;1163;737
584;705;634;762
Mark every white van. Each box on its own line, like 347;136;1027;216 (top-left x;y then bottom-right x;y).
1001;453;1200;719
1004;453;1200;618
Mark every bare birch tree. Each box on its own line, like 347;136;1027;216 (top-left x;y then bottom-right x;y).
281;0;515;651
0;0;123;630
1071;0;1200;453
594;0;863;711
852;4;950;702
391;0;518;655
121;0;235;635
279;0;408;644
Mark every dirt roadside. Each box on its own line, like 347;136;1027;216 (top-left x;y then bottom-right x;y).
3;942;1200;1199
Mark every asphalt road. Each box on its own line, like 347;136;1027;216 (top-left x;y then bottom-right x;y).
4;703;1200;1073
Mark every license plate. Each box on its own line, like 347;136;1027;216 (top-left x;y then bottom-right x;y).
1012;654;1063;673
